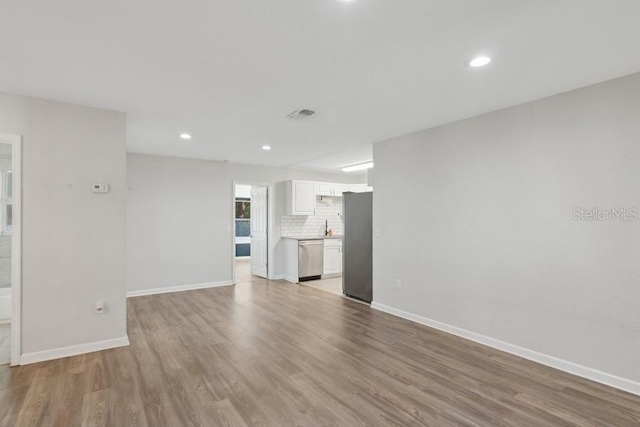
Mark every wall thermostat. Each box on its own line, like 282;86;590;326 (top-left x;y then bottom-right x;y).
92;183;110;194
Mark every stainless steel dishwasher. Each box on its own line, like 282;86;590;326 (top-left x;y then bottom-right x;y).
298;240;324;281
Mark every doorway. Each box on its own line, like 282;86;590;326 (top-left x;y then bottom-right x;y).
0;134;21;366
233;183;269;284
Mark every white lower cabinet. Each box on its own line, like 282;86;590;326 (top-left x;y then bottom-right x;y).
323;239;343;276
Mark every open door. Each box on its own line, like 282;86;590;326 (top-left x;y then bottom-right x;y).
250;186;268;278
0;134;20;366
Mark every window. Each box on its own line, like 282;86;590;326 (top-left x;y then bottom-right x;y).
235;199;251;219
235;198;251;237
1;171;12;234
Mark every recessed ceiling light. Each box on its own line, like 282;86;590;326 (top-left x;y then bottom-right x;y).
262;145;272;151
469;56;492;68
179;133;192;140
342;162;374;172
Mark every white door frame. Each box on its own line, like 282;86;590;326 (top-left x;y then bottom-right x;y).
231;181;274;283
0;134;22;366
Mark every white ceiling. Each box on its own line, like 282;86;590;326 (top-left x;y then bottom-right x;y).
2;1;640;173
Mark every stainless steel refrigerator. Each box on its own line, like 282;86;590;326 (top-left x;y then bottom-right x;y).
342;191;373;302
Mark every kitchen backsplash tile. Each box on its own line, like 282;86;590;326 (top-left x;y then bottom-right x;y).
282;196;343;237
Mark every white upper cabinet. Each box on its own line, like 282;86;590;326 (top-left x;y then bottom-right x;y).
347;183;369;193
332;183;347;197
286;180;316;215
284;180;370;215
315;182;349;197
315;182;333;197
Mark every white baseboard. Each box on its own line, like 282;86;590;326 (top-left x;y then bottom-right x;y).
0;294;11;321
371;302;640;397
20;336;130;366
283;275;298;284
269;275;284;281
127;281;233;298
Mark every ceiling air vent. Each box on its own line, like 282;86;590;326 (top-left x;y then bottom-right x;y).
287;109;316;121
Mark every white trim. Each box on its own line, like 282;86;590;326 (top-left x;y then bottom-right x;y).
235;256;250;260
231;180;274;283
127;280;233;298
0;134;22;366
266;183;276;280
1;171;13;235
371;302;640;397
0;293;10;321
20;336;130;365
283;275;299;284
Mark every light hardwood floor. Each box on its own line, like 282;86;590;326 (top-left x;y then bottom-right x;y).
1;277;640;426
301;276;344;296
234;258;254;284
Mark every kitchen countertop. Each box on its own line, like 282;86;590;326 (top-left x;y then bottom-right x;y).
281;235;343;240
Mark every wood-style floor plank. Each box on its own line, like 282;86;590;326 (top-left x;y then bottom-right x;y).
1;278;639;426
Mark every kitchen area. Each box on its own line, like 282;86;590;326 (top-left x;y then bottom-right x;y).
279;180;373;302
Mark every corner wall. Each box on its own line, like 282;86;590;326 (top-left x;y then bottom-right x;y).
0;92;128;362
372;72;640;392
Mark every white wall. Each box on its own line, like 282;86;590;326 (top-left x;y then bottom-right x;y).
372;72;640;389
127;153;364;293
0;92;128;359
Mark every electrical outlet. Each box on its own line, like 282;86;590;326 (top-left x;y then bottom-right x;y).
395;279;402;289
92;183;110;194
95;300;105;314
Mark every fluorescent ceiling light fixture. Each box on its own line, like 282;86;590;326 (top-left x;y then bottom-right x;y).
342;161;374;172
262;145;272;151
469;56;492;68
179;133;192;140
